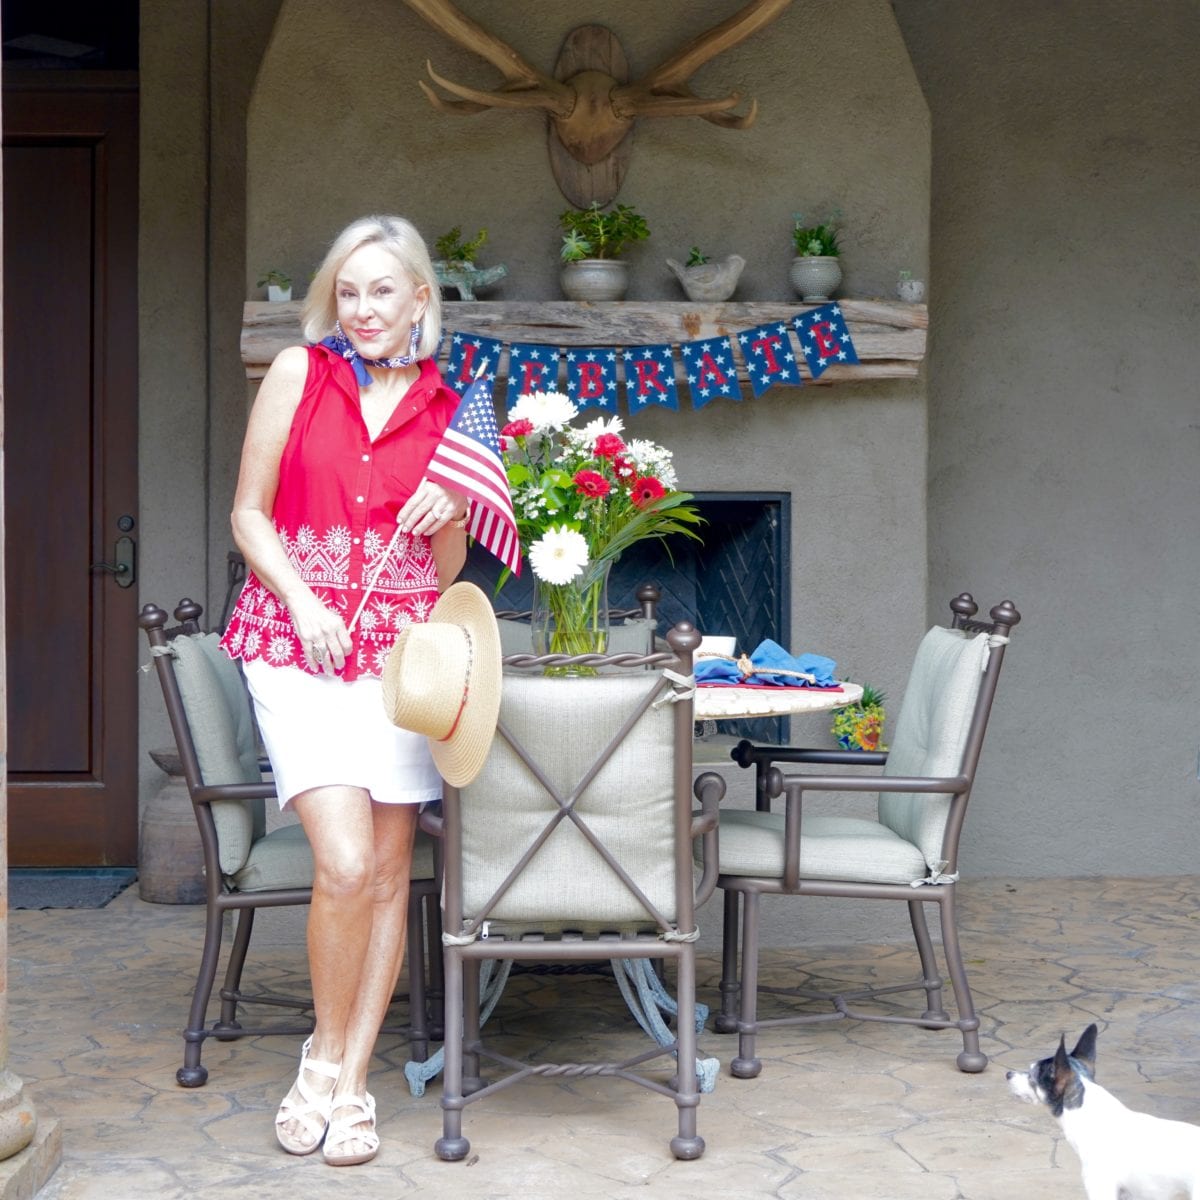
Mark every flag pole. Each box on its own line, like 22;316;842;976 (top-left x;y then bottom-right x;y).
347;359;490;634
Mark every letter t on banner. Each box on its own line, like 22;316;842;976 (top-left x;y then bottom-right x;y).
507;343;561;396
680;336;743;409
622;344;679;411
737;321;802;398
445;333;503;390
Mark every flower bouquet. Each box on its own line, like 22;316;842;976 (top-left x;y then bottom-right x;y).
500;391;703;673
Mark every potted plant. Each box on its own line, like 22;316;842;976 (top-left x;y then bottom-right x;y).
665;245;746;303
559;201;650;301
831;684;887;752
432;225;507;300
257;269;292;303
789;213;842;303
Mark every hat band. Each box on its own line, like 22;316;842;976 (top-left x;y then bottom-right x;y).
436;624;474;744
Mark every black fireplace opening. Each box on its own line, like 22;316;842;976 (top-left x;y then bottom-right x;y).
462;491;790;743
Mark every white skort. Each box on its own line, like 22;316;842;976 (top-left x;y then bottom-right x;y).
243;659;442;809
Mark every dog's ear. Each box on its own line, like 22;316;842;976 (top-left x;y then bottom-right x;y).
1070;1024;1098;1076
1052;1035;1073;1096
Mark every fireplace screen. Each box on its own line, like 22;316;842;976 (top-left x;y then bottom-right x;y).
462;491;790;743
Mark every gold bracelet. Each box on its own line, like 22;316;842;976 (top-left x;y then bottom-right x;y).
448;510;469;530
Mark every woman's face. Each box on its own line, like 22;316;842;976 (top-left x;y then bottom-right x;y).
335;242;429;361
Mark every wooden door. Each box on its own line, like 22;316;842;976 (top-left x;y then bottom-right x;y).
3;81;139;864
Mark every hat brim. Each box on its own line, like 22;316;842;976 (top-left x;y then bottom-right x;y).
422;582;502;787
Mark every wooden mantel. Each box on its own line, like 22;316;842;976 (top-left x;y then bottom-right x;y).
241;299;927;386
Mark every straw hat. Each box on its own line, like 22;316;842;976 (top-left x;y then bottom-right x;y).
381;582;502;787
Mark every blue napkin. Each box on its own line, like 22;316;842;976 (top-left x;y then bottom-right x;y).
694;639;837;687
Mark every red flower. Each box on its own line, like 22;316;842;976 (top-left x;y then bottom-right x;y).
574;469;612;498
501;418;534;439
631;476;666;509
593;432;626;460
613;453;637;480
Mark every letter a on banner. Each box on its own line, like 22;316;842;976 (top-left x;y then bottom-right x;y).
622;345;679;411
680;336;743;409
507;343;561;395
565;348;620;412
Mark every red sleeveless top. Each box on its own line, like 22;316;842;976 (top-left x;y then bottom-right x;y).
221;344;460;680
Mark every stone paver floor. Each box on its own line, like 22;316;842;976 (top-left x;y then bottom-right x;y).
6;876;1200;1198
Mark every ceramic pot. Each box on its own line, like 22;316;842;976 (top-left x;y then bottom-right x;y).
789;255;842;303
560;259;629;302
897;276;926;303
267;284;292;302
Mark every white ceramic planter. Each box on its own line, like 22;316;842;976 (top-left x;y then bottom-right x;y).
789;256;842;303
897;276;926;302
560;259;629;302
267;284;292;302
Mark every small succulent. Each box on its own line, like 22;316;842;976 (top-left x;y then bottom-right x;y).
791;212;841;257
559;201;650;261
256;269;292;289
435;226;488;265
685;246;711;267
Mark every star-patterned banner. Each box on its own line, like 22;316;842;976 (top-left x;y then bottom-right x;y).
440;304;858;411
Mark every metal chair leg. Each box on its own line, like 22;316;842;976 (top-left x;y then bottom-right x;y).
177;903;226;1087
938;888;986;1073
731;890;763;1079
434;949;469;1161
908;898;950;1024
715;889;741;1033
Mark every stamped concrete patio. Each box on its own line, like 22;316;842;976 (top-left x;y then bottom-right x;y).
6;875;1200;1199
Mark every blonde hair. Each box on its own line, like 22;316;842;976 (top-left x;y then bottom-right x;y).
301;215;442;359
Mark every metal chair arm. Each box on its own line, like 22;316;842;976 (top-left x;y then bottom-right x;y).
691;771;725;907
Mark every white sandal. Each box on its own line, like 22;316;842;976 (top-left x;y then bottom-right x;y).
323;1091;379;1167
275;1036;341;1155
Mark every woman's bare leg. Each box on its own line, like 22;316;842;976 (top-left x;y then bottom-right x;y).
276;789;418;1158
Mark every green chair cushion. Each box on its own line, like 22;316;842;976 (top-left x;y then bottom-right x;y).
169;633;265;875
878;627;990;869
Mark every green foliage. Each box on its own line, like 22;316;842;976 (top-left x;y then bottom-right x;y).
257;269;292;288
559;202;651;262
791;213;841;257
686;246;710;267
435;226;488;264
858;684;886;710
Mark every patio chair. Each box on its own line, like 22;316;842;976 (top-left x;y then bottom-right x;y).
139;598;442;1087
711;593;1021;1076
425;622;724;1162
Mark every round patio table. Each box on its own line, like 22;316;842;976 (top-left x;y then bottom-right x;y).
693;680;862;721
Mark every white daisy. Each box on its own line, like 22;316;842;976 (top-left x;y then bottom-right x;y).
528;525;589;585
580;414;624;447
507;390;578;434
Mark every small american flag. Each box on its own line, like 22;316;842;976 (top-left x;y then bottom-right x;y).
426;372;523;576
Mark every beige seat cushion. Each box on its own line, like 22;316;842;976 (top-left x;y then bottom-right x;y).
710;809;928;886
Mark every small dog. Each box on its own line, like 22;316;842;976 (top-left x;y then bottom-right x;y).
1007;1023;1200;1199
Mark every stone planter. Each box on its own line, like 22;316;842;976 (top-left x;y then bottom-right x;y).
666;254;745;302
560;259;629;302
789;255;842;303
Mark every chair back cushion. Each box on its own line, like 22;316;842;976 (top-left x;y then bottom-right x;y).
458;671;677;928
169;633;265;875
878;627;991;869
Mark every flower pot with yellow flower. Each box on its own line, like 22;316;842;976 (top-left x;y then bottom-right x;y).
500;392;703;674
830;684;887;752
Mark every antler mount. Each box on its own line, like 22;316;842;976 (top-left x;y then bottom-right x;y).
405;0;793;207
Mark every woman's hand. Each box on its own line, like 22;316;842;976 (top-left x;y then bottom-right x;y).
396;478;469;538
285;588;352;676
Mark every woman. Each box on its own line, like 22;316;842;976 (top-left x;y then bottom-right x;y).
221;215;469;1166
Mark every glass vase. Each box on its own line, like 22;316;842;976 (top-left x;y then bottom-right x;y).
531;560;612;677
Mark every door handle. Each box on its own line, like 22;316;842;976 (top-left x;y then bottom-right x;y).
90;535;136;588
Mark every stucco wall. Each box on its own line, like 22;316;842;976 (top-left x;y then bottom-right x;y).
894;1;1200;878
